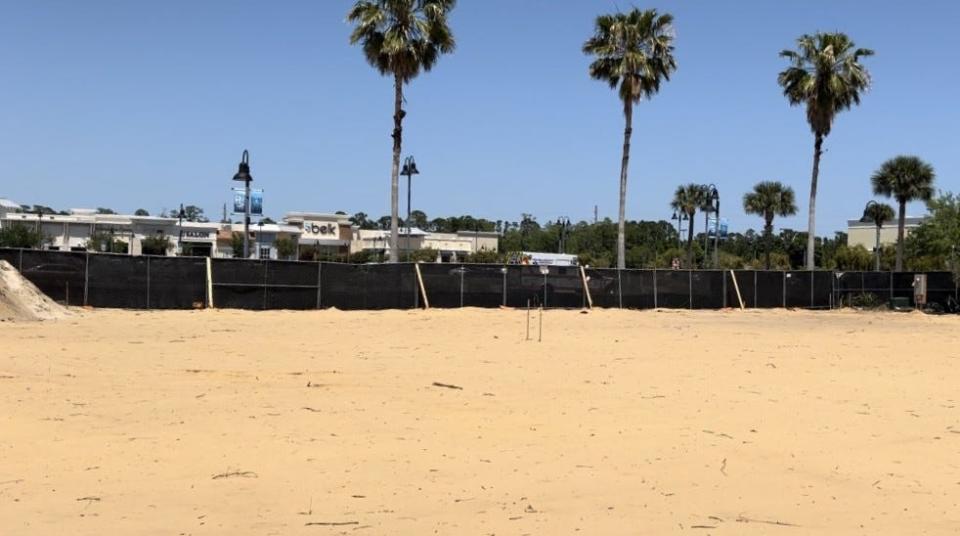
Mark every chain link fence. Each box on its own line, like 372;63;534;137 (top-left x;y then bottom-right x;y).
2;248;956;311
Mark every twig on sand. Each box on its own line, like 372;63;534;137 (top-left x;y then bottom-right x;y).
305;521;359;527
302;407;322;413
736;515;798;527
212;471;258;480
720;458;727;476
432;382;463;390
76;496;100;502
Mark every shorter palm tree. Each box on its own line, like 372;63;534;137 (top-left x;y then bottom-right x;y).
743;181;797;269
859;201;894;271
671;184;707;267
871;156;936;271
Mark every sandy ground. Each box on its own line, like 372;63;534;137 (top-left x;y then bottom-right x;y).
1;307;959;535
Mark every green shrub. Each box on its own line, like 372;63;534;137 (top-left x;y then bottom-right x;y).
0;222;44;248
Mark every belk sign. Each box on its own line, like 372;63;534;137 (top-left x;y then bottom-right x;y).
301;221;339;239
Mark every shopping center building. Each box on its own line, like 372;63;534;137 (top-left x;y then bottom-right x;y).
0;200;498;261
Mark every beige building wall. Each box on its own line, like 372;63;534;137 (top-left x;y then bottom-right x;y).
847;217;926;251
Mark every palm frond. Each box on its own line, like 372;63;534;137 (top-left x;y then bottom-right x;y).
871;156;936;204
583;8;677;111
777;31;873;136
347;0;456;83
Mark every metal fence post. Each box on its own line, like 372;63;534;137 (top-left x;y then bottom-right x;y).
315;261;322;309
722;270;728;308
782;271;787;308
652;269;658;309
688;269;693;310
412;264;419;309
83;252;89;306
18;248;23;272
146;256;151;309
460;265;465;308
753;271;758;308
502;267;507;307
262;260;269;310
617;269;623;309
889;271;893;302
810;270;815;309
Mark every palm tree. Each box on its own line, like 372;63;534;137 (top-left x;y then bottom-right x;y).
743;181;797;269
871;156;936;271
860;201;895;270
584;8;677;270
778;33;873;270
348;0;456;263
671;184;707;267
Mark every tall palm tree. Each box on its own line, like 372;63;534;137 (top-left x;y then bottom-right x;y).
584;8;677;270
871;156;936;271
778;33;873;270
671;184;707;267
743;181;797;269
861;201;895;270
348;0;456;263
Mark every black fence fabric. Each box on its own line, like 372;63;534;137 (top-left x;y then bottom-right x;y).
2;248;956;311
836;271;957;307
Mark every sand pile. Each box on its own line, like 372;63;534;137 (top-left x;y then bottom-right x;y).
0;260;69;321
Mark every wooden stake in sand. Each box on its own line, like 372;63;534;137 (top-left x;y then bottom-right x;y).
728;270;745;311
579;265;593;309
526;299;531;341
538;306;543;343
414;262;430;309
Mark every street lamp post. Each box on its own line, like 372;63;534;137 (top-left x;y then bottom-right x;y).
557;217;570;253
860;201;882;271
177;204;185;256
671;210;688;248
401;156;419;260
702;206;712;268
707;184;720;268
232;150;253;259
258;220;264;259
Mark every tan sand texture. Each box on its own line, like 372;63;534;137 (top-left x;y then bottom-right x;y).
1;307;959;535
0;260;68;322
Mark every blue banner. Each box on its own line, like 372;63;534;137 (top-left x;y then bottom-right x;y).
232;189;263;215
708;217;728;237
250;190;263;216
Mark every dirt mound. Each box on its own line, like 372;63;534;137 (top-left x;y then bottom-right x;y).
0;260;70;321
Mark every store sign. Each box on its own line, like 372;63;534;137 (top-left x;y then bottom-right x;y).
301;221;339;240
182;230;212;240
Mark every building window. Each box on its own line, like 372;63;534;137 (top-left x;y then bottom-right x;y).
259;247;271;260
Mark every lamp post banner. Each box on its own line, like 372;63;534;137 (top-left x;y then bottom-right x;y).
708;217;728;237
232;189;264;215
232;189;245;213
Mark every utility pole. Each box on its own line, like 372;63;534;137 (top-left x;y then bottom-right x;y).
594;205;598;224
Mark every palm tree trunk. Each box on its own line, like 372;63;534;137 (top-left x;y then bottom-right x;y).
895;200;906;272
764;217;773;270
686;212;695;268
389;74;404;263
806;134;823;270
616;101;633;270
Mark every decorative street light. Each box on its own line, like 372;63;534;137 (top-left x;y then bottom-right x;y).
859;200;883;271
401;156;419;260
232;150;253;258
177;203;186;256
671;209;688;249
556;217;571;254
707;184;720;268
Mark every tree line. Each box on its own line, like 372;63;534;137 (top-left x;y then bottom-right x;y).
347;2;943;272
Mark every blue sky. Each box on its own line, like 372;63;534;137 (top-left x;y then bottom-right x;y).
1;0;957;235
